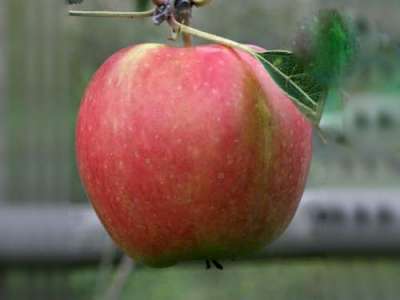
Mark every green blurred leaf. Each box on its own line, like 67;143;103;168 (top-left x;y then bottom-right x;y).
256;10;356;125
309;10;357;88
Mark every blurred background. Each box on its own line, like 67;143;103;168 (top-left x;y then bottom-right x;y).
0;0;399;299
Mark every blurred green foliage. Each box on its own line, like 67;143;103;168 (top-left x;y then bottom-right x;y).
4;258;400;299
306;10;357;88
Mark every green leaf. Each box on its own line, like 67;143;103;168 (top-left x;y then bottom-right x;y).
257;51;326;125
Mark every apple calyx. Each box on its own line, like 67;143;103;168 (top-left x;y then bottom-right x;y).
205;259;224;270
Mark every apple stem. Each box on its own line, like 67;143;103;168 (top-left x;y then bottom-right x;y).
180;14;193;47
68;9;155;18
172;13;192;47
182;27;193;47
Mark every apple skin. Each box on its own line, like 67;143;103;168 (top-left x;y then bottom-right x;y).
76;44;312;267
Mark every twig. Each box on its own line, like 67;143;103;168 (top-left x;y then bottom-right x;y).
69;9;155;18
102;255;135;300
93;243;117;299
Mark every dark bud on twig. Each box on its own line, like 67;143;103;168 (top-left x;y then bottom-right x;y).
175;0;191;9
174;0;192;23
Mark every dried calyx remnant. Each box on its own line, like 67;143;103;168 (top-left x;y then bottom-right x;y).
150;1;216;45
153;0;192;25
152;0;197;45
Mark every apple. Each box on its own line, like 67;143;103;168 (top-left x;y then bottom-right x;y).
76;43;312;267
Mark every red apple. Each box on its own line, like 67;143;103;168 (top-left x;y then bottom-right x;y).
76;44;312;267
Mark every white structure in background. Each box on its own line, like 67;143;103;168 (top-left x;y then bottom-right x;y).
0;189;399;264
0;0;6;203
